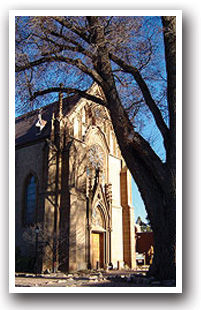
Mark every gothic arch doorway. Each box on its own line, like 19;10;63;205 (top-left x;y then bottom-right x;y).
91;205;106;269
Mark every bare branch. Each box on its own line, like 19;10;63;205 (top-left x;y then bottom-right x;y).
125;99;144;112
16;54;104;85
53;17;91;44
43;29;95;59
138;37;153;71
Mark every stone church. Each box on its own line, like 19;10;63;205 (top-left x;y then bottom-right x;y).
15;83;136;273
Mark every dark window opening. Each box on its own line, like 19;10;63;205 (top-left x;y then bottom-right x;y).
25;175;37;224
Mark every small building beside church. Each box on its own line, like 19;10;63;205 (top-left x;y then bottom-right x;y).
15;83;136;273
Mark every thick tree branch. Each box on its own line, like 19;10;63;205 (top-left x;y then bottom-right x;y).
109;53;170;144
30;86;107;107
106;87;166;189
129;131;166;190
162;16;176;137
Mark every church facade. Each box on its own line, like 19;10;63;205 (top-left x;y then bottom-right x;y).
15;84;136;273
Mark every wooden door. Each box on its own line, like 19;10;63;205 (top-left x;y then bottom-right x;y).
99;233;104;268
91;232;104;269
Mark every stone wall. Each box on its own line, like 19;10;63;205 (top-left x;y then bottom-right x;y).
15;141;48;271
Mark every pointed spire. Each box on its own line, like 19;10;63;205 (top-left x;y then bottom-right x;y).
59;83;63;118
35;108;47;133
56;83;63;120
105;183;112;205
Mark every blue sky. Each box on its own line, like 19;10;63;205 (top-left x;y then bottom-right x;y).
132;178;147;223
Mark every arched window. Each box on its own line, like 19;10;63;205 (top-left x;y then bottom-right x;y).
74;115;79;138
24;175;37;224
82;107;86;124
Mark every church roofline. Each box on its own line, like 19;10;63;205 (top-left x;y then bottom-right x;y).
15;82;107;148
